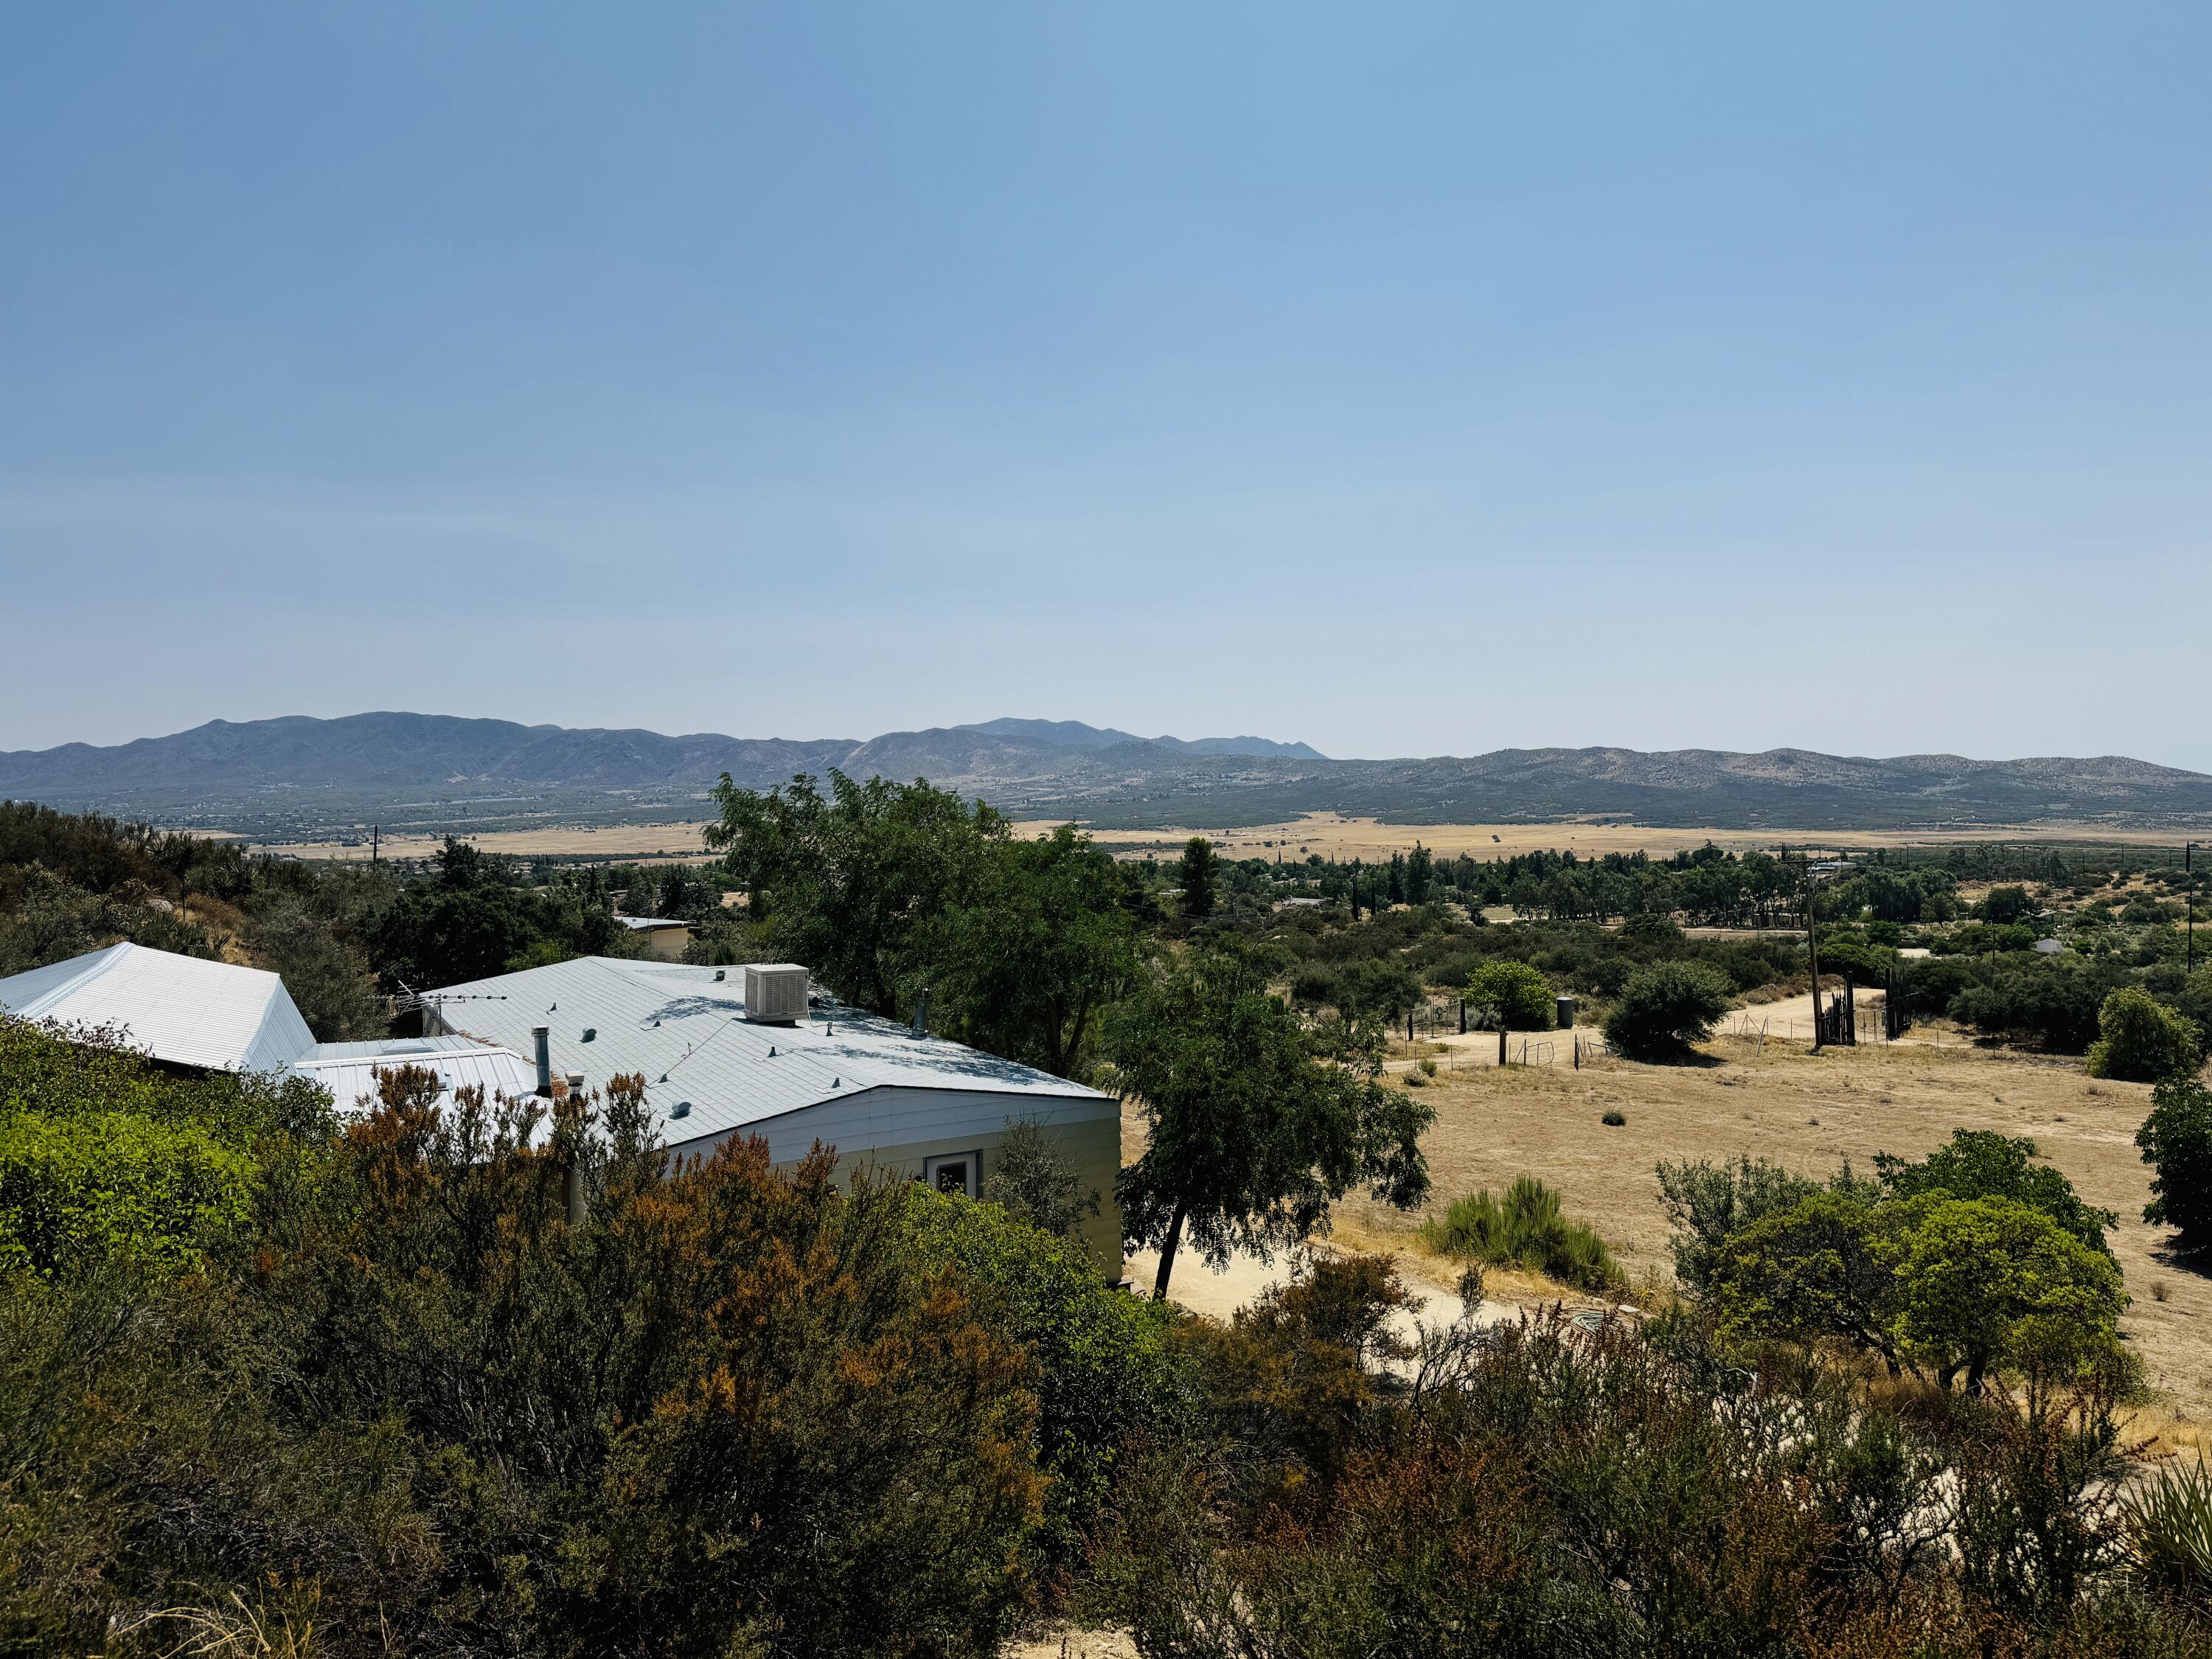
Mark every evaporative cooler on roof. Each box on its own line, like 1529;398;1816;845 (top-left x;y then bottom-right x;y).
743;964;810;1025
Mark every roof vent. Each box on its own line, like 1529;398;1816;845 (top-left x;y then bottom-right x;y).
713;969;725;981
743;964;810;1025
581;1027;597;1043
669;1099;692;1119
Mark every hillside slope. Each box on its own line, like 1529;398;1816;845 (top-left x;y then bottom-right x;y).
4;714;2208;835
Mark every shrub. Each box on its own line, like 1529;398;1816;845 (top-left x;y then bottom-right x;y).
0;1110;255;1276
1602;961;1732;1060
1876;1128;2117;1256
2086;987;2202;1082
2138;1072;2212;1248
979;1114;1099;1240
1601;1109;1626;1127
2124;1456;2212;1600
1462;960;1554;1031
1655;1153;1823;1295
1419;1175;1620;1293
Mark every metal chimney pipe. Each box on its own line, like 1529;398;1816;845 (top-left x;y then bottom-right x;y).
532;1026;552;1095
912;987;931;1040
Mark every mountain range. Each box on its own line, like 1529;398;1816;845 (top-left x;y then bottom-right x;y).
2;712;2208;837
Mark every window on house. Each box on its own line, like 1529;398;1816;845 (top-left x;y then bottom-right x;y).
923;1151;979;1199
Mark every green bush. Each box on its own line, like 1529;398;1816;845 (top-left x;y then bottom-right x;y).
1601;961;1732;1060
1419;1175;1620;1293
906;1186;1184;1559
1601;1110;1626;1127
2087;987;2202;1082
1462;960;1554;1030
0;1110;254;1276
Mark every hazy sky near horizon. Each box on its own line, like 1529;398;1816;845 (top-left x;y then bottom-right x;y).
4;5;2210;766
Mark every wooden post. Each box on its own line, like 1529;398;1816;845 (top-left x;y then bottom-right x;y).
1806;866;1824;1053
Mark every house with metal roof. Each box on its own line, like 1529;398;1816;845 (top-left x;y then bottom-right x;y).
0;944;535;1120
425;955;1125;1277
287;1035;541;1117
0;942;316;1074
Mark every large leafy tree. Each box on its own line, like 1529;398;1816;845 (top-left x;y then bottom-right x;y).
926;824;1139;1077
1105;942;1432;1297
705;770;1002;1019
1882;1195;2124;1393
1875;1129;2116;1256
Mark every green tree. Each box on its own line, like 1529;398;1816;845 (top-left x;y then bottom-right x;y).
1602;961;1732;1060
704;770;1001;1018
1178;835;1219;919
1405;841;1433;905
1875;1129;2116;1256
1105;944;1431;1297
2138;1071;2212;1248
1978;885;2034;925
1882;1196;2125;1392
1705;1187;1903;1371
245;896;386;1040
1654;1153;1823;1295
1463;961;1555;1031
2085;986;2202;1082
926;824;1139;1077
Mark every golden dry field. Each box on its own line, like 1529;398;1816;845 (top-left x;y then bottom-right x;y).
254;810;2198;867
1328;1031;2212;1428
1027;812;2202;862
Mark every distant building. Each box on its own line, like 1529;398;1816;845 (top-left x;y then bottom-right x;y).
616;916;693;960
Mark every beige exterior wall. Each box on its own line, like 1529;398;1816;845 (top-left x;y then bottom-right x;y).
639;925;691;960
678;1088;1125;1281
835;1113;1124;1281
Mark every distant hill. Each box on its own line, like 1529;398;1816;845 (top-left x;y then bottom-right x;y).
958;717;1326;761
2;712;2208;837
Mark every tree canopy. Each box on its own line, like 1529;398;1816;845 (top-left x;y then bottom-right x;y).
1105;942;1431;1296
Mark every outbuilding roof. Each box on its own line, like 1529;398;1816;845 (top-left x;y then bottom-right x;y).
0;942;316;1074
427;956;1107;1147
288;1036;540;1116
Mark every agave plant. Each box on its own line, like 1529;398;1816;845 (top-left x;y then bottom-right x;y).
2124;1456;2212;1599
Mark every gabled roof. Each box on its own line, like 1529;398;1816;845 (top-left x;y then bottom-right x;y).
0;942;316;1074
289;1036;540;1116
427;956;1107;1147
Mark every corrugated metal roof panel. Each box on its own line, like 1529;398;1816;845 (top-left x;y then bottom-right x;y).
425;956;1107;1149
0;942;316;1074
290;1037;540;1118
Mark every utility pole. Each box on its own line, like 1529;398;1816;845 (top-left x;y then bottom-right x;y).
370;824;380;866
1806;858;1825;1053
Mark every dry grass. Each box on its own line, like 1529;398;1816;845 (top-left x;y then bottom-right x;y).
256;823;719;863
1333;1035;2212;1420
1014;811;2204;866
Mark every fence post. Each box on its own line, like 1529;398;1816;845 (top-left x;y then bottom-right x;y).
1498;1027;1507;1066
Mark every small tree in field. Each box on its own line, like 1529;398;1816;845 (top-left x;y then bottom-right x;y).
1603;961;1731;1060
1463;961;1554;1032
2086;987;2201;1083
2138;1072;2212;1249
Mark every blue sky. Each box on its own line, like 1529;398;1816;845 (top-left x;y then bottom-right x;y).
4;4;2208;766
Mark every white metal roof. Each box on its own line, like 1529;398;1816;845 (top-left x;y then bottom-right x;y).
425;956;1107;1148
0;942;316;1074
288;1036;540;1117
